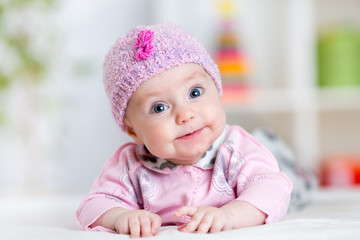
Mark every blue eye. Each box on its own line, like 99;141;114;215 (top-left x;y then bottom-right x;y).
190;87;203;98
152;103;168;113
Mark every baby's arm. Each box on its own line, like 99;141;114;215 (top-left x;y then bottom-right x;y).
92;207;162;238
174;200;266;233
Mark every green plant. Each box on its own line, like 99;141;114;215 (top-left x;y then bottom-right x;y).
0;0;55;127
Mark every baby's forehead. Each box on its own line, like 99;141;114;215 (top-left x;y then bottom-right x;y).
129;64;211;102
142;64;208;87
147;63;210;84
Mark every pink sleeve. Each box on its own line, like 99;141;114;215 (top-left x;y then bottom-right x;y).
76;143;140;231
236;171;292;223
229;127;293;223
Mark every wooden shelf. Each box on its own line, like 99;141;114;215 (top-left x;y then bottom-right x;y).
224;86;360;113
317;87;360;111
223;88;296;114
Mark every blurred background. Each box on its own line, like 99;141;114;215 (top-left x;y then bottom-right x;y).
1;0;360;197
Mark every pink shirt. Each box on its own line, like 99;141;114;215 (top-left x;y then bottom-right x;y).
76;125;293;232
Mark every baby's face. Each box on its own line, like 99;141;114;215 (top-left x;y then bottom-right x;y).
124;63;226;165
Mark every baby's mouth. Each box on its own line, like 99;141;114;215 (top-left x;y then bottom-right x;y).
177;128;204;140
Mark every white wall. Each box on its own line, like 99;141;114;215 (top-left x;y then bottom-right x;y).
0;0;155;195
52;0;154;194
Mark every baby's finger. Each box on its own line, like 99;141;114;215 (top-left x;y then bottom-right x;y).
178;210;205;233
150;214;162;235
209;217;224;233
139;215;152;237
196;214;213;234
115;217;130;235
174;206;198;217
128;218;141;238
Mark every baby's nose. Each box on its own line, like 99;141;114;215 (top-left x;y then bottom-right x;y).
176;107;195;125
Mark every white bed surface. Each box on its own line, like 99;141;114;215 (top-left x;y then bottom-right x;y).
1;187;360;240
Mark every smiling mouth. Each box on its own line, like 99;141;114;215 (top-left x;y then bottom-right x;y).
177;128;204;140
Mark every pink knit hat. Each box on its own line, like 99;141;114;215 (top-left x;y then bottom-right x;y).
103;23;222;131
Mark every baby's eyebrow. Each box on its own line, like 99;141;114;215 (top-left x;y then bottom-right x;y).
184;70;208;83
137;91;162;106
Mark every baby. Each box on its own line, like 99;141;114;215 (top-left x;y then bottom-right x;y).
76;23;293;238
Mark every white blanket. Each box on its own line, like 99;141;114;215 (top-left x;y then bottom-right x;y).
1;188;360;240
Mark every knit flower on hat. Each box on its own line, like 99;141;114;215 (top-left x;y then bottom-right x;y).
133;29;154;60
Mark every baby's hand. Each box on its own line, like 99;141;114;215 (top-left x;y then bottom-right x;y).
96;208;162;238
174;206;234;233
115;210;162;238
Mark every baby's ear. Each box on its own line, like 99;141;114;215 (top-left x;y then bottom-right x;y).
123;118;144;145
